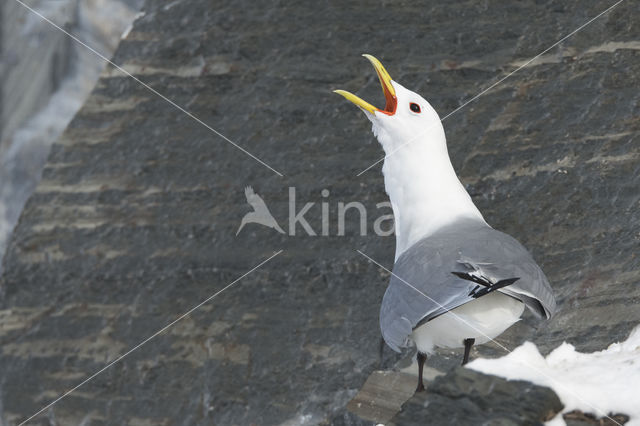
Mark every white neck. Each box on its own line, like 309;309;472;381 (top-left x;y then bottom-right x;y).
378;128;486;260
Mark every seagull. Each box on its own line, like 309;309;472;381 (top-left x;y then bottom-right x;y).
335;55;556;392
236;186;285;235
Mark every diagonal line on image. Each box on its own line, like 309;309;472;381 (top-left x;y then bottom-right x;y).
19;250;283;425
356;0;626;176
13;0;284;177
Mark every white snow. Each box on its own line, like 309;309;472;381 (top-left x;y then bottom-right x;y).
467;324;640;426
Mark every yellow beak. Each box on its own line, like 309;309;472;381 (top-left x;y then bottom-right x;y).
334;54;397;115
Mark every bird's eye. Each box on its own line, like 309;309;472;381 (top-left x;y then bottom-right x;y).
409;103;421;113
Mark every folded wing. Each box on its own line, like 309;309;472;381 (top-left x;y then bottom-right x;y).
379;219;555;352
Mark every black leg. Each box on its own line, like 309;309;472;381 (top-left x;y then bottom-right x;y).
416;352;427;392
462;338;475;365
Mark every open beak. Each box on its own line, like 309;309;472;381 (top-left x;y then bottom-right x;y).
334;54;397;116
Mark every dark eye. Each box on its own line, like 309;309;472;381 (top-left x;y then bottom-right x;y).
409;103;421;113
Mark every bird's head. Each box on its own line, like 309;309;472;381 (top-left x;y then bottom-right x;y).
335;55;484;253
334;55;445;154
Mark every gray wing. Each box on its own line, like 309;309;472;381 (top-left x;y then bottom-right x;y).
379;219;556;352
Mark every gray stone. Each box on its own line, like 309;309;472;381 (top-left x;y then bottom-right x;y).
563;410;630;426
391;368;563;426
347;371;416;423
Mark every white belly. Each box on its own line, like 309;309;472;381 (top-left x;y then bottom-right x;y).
411;291;525;354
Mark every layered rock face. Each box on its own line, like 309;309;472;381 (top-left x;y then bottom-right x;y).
0;0;141;276
0;0;638;425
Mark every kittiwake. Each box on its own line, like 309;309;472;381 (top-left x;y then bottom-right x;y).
335;55;556;392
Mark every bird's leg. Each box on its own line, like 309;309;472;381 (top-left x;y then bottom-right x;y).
378;337;385;366
462;338;475;365
416;352;427;392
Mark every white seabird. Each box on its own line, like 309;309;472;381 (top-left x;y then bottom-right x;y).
335;55;556;391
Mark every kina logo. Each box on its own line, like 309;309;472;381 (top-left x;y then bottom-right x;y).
236;186;285;235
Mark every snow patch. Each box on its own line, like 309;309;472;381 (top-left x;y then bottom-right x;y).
467;325;640;426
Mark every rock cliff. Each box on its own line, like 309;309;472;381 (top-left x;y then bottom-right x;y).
0;0;638;424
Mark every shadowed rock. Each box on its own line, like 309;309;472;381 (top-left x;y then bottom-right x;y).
392;368;563;426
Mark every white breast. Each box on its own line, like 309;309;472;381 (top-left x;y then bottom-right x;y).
411;292;525;354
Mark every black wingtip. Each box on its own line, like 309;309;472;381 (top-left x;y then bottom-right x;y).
451;271;492;287
452;272;520;298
